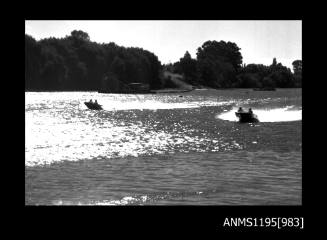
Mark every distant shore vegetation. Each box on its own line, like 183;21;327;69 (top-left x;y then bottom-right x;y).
25;30;302;92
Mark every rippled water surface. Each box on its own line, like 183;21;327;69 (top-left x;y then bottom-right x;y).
25;89;302;205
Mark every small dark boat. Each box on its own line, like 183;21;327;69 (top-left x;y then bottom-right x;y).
235;111;259;123
84;101;103;110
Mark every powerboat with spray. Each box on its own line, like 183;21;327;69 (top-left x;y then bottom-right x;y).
84;100;103;110
235;108;259;123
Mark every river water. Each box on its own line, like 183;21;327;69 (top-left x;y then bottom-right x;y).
25;89;302;205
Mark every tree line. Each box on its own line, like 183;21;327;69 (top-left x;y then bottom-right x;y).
25;31;302;91
167;40;302;88
25;30;162;91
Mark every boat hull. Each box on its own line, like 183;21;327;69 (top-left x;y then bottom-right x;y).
84;102;103;110
235;112;259;123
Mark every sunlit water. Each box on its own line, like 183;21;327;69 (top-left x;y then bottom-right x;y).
25;89;302;205
218;106;302;122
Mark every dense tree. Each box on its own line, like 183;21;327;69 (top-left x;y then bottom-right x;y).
292;60;302;75
173;51;199;85
25;30;162;91
292;60;302;87
70;30;90;42
195;40;242;87
26;31;301;91
235;58;296;88
272;57;277;66
236;73;262;88
25;35;38;89
167;42;300;89
197;40;243;70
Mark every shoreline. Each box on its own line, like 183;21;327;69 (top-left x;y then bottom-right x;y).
25;87;302;93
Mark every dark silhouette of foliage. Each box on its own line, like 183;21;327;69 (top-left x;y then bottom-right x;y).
195;40;242;87
272;57;277;66
26;35;42;89
197;41;243;70
167;41;300;89
173;51;199;85
292;60;302;75
292;60;302;87
26;32;301;91
236;58;296;88
25;30;162;91
70;30;90;42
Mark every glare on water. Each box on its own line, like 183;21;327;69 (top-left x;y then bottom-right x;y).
25;89;302;205
25;92;246;166
217;106;302;122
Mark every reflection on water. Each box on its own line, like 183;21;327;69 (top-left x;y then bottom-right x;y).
25;89;302;205
25;93;244;166
217;106;302;122
25;107;246;166
26;151;301;205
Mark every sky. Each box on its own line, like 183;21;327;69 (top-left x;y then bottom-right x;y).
25;20;302;69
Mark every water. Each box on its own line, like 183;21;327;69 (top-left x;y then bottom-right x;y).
25;89;302;205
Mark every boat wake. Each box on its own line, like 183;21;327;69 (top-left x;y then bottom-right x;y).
217;106;302;122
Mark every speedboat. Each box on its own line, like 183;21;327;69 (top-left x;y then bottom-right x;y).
84;101;103;110
235;111;259;123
